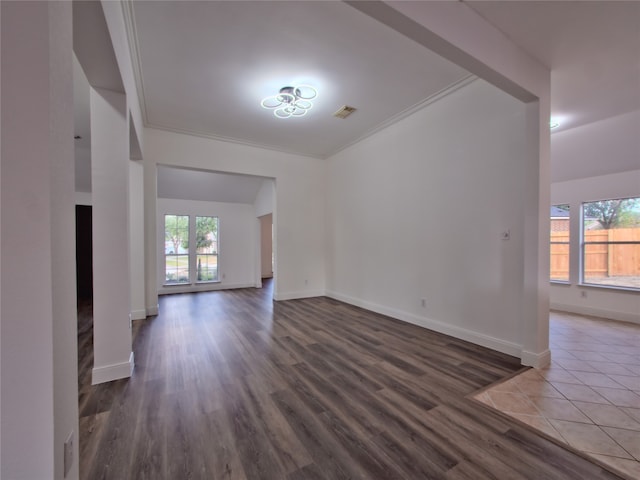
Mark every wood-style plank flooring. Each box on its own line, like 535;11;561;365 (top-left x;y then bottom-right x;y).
78;281;623;479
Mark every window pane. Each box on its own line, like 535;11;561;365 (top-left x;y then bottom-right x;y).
582;198;640;289
195;216;218;254
197;254;218;282
550;204;570;281
196;216;219;282
165;255;189;284
164;215;189;254
165;215;189;284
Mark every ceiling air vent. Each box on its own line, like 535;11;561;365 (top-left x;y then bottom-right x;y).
333;105;357;119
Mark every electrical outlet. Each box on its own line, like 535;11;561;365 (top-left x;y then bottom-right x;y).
222;273;226;280
580;290;587;298
421;298;427;308
64;431;74;477
305;279;308;286
501;229;510;240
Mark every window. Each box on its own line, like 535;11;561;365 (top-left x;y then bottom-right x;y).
164;214;189;284
196;216;218;282
582;197;640;290
550;204;570;282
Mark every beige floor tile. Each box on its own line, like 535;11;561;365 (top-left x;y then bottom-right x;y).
550;382;610;404
570;371;629;389
474;391;493;406
592;387;640;409
608;374;640;391
548;420;633;458
554;358;601;372
602;426;640;461
622;407;640;423
624;365;640;376
550;349;577;360
568;351;612;362
573;401;640;430
508;413;565;442
601;353;640;365
490;378;520;393
486;391;540;416
590;362;637;376
591;454;640;480
528;397;593;423
538;368;584;385
516;379;564;399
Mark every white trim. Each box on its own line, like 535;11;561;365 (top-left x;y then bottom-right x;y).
121;0;149;124
148;123;323;160
273;290;326;301
158;282;255;295
521;349;551;369
130;309;146;321
551;303;640;325
92;352;135;385
146;304;159;316
325;290;523;358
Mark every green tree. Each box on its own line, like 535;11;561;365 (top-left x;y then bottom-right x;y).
164;215;189;253
196;216;218;252
584;198;640;229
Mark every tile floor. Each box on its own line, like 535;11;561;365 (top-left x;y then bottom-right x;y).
475;311;640;480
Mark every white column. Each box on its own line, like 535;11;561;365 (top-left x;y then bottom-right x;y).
90;87;133;384
520;98;551;368
129;160;146;320
1;2;79;478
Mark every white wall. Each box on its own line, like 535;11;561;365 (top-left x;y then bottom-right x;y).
144;127;326;302
254;178;274;218
326;79;536;360
551;170;640;323
157;198;257;294
1;2;79;478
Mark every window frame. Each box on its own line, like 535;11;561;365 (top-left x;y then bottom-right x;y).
195;215;219;284
580;196;640;292
163;214;190;285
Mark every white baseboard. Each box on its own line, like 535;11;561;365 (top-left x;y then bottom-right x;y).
551;302;640;325
521;349;551;368
325;290;523;359
274;290;325;301
92;352;134;385
130;308;146;321
146;304;159;316
158;282;254;295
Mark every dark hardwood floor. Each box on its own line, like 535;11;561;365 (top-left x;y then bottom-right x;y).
78;281;623;479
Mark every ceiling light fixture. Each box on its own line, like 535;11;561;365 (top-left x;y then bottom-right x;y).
261;85;317;118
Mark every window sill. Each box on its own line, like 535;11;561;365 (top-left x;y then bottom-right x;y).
163;282;190;287
579;283;639;294
550;280;571;286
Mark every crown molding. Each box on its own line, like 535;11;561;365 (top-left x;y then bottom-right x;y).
147;123;325;160
121;0;149;124
119;4;476;161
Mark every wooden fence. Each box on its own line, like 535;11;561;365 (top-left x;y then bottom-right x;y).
550;227;640;278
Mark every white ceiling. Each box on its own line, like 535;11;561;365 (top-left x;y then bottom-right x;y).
75;1;639;193
128;0;470;158
157;166;266;204
464;1;640;134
